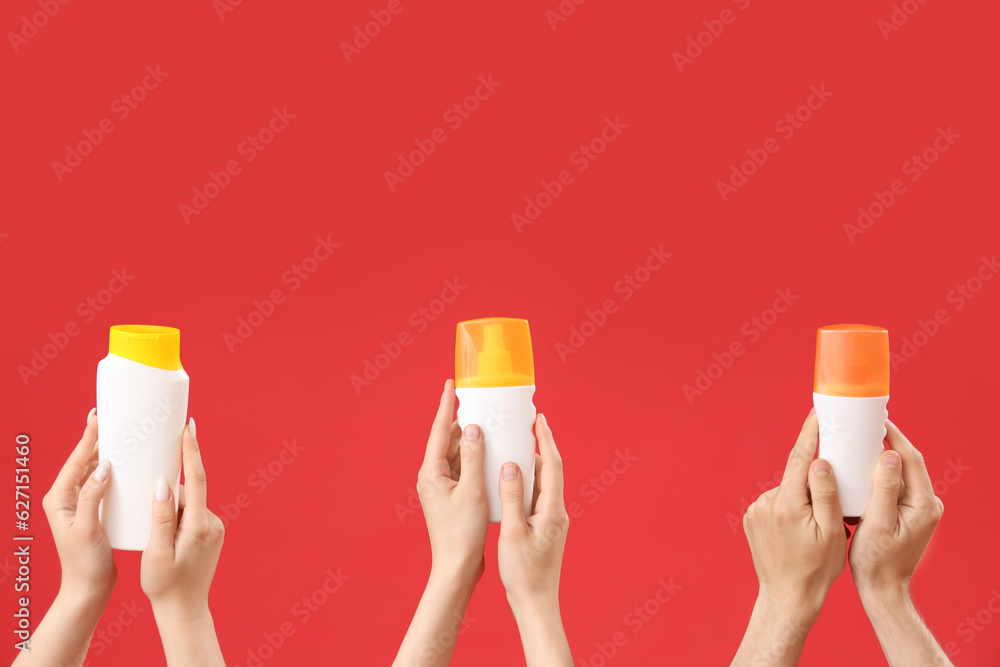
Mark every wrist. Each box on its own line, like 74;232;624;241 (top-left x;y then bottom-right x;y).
857;580;913;622
56;581;113;614
507;589;561;626
151;597;213;627
754;586;825;628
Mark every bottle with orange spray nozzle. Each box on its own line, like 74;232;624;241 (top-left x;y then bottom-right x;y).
455;318;536;522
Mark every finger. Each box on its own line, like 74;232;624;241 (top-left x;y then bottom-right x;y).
807;459;844;534
531;453;543;511
49;409;101;512
863;450;903;533
535;414;565;513
884;420;935;504
177;484;186;513
146;476;177;557
423;380;456;469
778;412;818;504
456;425;485;497
73;459;111;534
180;420;208;513
446;421;462;479
499;463;529;538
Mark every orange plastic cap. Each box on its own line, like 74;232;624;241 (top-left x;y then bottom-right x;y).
814;324;889;397
455;318;534;388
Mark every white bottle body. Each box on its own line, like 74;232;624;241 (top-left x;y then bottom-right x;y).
813;392;888;517
97;353;188;550
456;385;536;523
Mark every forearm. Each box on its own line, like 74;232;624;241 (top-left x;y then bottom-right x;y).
860;586;952;667
152;604;225;667
394;568;475;667
509;595;572;667
731;593;817;667
12;587;110;666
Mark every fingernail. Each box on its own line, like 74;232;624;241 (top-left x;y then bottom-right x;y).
539;413;548;427
812;459;831;476
502;463;518;480
881;451;901;467
86;407;96;424
808;407;816;416
188;417;197;440
155;476;170;502
465;424;481;441
444;379;450;391
92;460;110;482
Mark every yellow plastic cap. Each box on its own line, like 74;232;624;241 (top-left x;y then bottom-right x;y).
456;318;534;388
814;324;889;397
109;325;183;370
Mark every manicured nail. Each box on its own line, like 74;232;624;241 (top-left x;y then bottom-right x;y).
86;407;96;424
92;460;110;482
465;424;481;441
502;463;518;480
188;417;197;440
155;476;170;502
444;379;450;391
539;413;548;427
812;459;831;476
808;407;816;416
881;451;901;467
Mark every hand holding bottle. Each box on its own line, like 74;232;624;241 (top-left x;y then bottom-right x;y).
497;414;572;667
849;420;952;666
732;411;846;666
140;419;226;667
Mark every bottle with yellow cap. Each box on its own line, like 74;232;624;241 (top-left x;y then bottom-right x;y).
455;318;536;522
96;325;189;550
813;324;890;517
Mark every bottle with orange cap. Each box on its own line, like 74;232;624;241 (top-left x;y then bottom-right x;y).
96;325;189;550
813;324;890;518
455;318;537;522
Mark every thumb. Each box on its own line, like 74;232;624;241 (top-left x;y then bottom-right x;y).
499;463;529;538
146;477;177;557
74;460;111;534
456;424;485;497
863;450;902;533
808;459;844;534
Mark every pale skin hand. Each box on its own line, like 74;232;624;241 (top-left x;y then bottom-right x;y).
141;419;226;667
497;413;572;667
14;409;116;667
732;411;847;667
394;380;488;667
849;420;952;666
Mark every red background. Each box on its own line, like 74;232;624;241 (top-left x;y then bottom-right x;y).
3;0;998;665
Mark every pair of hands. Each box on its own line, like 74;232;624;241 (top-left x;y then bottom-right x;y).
734;410;950;666
23;409;225;667
395;380;572;667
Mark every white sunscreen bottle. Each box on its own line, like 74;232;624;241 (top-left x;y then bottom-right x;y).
813;324;890;518
455;318;536;523
97;325;188;550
